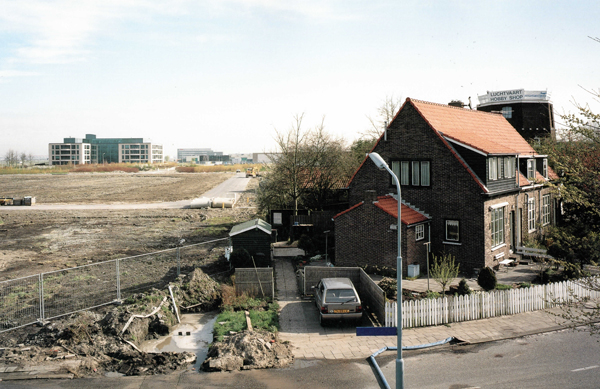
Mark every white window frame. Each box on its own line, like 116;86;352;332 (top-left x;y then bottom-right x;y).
489;157;497;180
445;220;460;242
542;194;550;226
415;224;425;241
528;196;536;232
491;206;505;248
501;106;512;119
542;158;548;179
527;159;536;180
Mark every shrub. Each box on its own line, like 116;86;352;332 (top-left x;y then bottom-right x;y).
519;282;532;288
456;279;471;296
540;268;553;284
298;234;315;256
477;267;497;291
424;291;441;299
378;277;397;300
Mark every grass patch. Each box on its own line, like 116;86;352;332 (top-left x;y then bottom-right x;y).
495;283;513;290
213;310;247;341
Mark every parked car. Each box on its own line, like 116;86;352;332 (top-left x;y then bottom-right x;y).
236;169;241;173
313;278;363;326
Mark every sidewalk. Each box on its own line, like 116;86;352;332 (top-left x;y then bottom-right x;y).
275;258;570;360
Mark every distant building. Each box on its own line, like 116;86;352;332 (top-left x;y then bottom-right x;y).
177;148;230;163
477;89;555;141
48;134;163;165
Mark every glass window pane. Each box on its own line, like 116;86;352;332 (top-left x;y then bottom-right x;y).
412;161;420;186
401;161;410;185
421;161;430;186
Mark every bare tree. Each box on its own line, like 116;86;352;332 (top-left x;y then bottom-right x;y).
20;152;27;167
362;94;403;141
4;149;18;167
28;153;35;166
259;114;352;214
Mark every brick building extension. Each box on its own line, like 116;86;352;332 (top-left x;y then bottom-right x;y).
337;98;558;276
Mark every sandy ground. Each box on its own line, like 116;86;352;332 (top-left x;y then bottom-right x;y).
0;172;259;280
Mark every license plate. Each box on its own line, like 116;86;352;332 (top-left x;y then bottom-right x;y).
333;309;350;313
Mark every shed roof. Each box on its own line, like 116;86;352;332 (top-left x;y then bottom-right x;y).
229;218;272;237
333;195;429;226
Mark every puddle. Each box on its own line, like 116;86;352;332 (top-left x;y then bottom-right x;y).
139;311;218;371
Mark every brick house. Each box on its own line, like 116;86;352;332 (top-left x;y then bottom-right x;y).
340;98;557;275
334;191;430;271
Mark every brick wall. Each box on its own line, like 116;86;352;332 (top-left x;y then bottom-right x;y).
334;199;428;276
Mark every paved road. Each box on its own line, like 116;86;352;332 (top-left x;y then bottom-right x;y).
397;329;600;388
0;173;251;211
4;330;597;389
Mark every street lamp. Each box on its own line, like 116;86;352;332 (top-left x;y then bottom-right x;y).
368;152;404;389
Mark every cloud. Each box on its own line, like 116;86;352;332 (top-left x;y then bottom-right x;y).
0;0;356;65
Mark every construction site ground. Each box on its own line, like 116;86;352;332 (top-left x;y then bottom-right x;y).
0;171;259;281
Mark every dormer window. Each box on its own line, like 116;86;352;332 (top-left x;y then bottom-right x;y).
489;157;498;180
542;158;548;179
527;159;536;180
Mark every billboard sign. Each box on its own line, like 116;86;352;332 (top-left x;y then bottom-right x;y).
478;89;549;106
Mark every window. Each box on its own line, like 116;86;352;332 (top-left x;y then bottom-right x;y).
412;161;420;186
491;207;505;247
420;161;430;186
527;159;535;180
528;196;536;231
497;157;504;179
393;160;429;186
542;159;548;179
501;106;512;119
415;224;425;241
401;161;409;185
446;220;459;242
504;157;515;179
391;161;400;186
542;194;550;226
489;157;497;180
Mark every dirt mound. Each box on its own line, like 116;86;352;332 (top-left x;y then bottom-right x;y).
0;297;193;377
202;330;293;372
176;268;222;312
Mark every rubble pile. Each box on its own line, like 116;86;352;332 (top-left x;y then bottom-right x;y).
202;330;293;372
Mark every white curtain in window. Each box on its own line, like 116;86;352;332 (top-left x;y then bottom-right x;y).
401;161;410;185
412;161;420;186
421;161;430;186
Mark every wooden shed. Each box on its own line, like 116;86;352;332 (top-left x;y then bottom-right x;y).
229;219;273;263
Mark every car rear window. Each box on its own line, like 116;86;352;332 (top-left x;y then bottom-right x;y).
325;289;357;303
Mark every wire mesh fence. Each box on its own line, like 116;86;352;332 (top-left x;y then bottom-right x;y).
0;237;228;334
0;275;40;331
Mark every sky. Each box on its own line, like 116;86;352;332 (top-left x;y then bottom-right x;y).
1;1;599;160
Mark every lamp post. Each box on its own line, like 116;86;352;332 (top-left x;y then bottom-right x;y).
368;152;404;389
102;153;105;165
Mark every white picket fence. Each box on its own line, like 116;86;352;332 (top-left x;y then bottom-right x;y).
385;279;600;328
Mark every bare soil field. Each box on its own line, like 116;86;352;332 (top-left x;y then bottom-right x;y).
0;172;259;280
0;171;231;204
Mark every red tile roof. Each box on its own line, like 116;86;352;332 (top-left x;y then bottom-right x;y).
518;171;531;187
409;99;537;155
374;195;429;225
